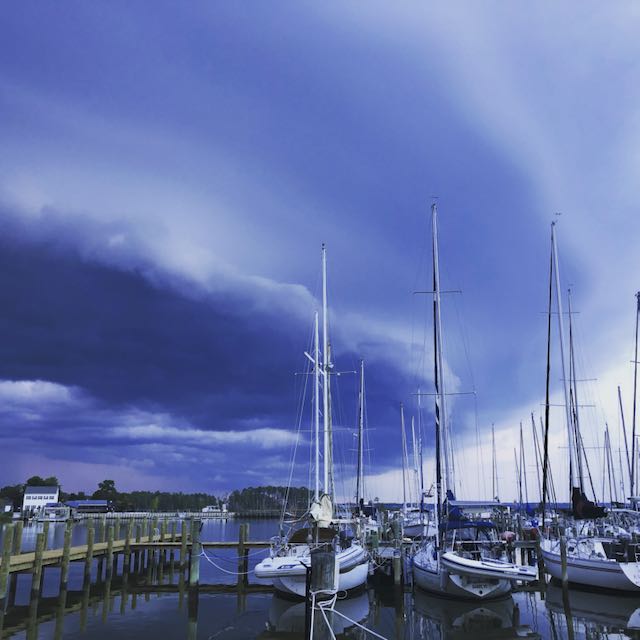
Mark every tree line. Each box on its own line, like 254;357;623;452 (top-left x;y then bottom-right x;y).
227;485;310;514
1;477;310;514
0;477;222;512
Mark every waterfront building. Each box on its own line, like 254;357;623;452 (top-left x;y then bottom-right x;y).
22;485;60;515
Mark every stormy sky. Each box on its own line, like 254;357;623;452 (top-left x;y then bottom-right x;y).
1;3;640;500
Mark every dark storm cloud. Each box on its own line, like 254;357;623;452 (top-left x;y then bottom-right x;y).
0;209;301;424
0;208;418;489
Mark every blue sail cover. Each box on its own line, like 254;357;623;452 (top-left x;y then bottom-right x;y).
440;490;496;530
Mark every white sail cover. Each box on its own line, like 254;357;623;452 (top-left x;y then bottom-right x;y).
310;494;333;528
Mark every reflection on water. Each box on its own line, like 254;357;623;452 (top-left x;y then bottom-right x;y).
3;520;640;639
412;590;536;639
545;583;640;640
260;590;370;638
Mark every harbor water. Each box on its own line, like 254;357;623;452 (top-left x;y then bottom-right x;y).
1;518;639;639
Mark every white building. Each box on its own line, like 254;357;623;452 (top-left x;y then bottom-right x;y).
22;486;60;514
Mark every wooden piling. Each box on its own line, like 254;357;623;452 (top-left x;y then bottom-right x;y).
59;520;73;591
238;523;249;590
134;523;142;572
169;521;177;583
180;520;188;573
106;525;115;582
12;520;23;555
84;518;95;587
97;516;105;544
310;547;336;640
42;520;50;551
31;532;45;600
124;520;133;574
0;524;15;602
560;535;568;588
189;520;201;589
393;549;402;586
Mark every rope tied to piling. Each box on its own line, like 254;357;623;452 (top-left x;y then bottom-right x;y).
309;589;389;640
199;550;253;576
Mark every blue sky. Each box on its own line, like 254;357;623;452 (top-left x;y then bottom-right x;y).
1;3;639;500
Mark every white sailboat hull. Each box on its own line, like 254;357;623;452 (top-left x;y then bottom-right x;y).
441;552;537;582
413;556;512;600
540;537;640;591
255;543;369;598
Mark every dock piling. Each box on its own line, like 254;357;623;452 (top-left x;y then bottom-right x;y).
560;535;568;589
83;518;95;587
31;532;45;601
189;520;201;590
59;520;73;591
0;524;15;604
238;523;249;590
106;525;115;582
12;520;23;555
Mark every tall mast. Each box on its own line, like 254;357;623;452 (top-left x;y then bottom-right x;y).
551;223;580;495
321;244;333;497
356;359;365;509
531;413;543;504
541;230;555;526
432;203;451;497
492;423;498;501
618;385;632;498
515;448;522;506
567;289;585;491
314;311;320;502
400;403;408;512
417;388;425;522
632;292;640;497
520;422;529;506
411;416;420;506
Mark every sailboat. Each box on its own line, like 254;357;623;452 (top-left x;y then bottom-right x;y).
254;244;369;598
539;222;640;591
412;203;537;599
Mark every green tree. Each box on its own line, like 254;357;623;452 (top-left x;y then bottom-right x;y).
92;479;119;500
26;476;59;487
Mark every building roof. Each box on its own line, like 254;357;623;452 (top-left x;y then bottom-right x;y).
65;500;108;507
24;486;59;494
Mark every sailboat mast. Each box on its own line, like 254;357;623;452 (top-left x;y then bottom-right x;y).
631;292;640;497
531;413;543;504
432;204;451;496
520;422;529;507
321;244;332;497
417;389;425;521
314;311;320;502
618;385;632;497
515;448;522;506
411;416;420;505
356;359;365;509
567;289;585;491
551;223;580;496
401;403;408;511
492;423;498;501
541;231;555;526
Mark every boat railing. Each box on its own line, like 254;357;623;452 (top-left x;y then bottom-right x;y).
450;539;507;561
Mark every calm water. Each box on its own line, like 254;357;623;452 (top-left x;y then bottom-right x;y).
1;519;640;639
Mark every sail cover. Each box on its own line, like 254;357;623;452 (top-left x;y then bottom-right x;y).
572;487;606;519
310;493;333;528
